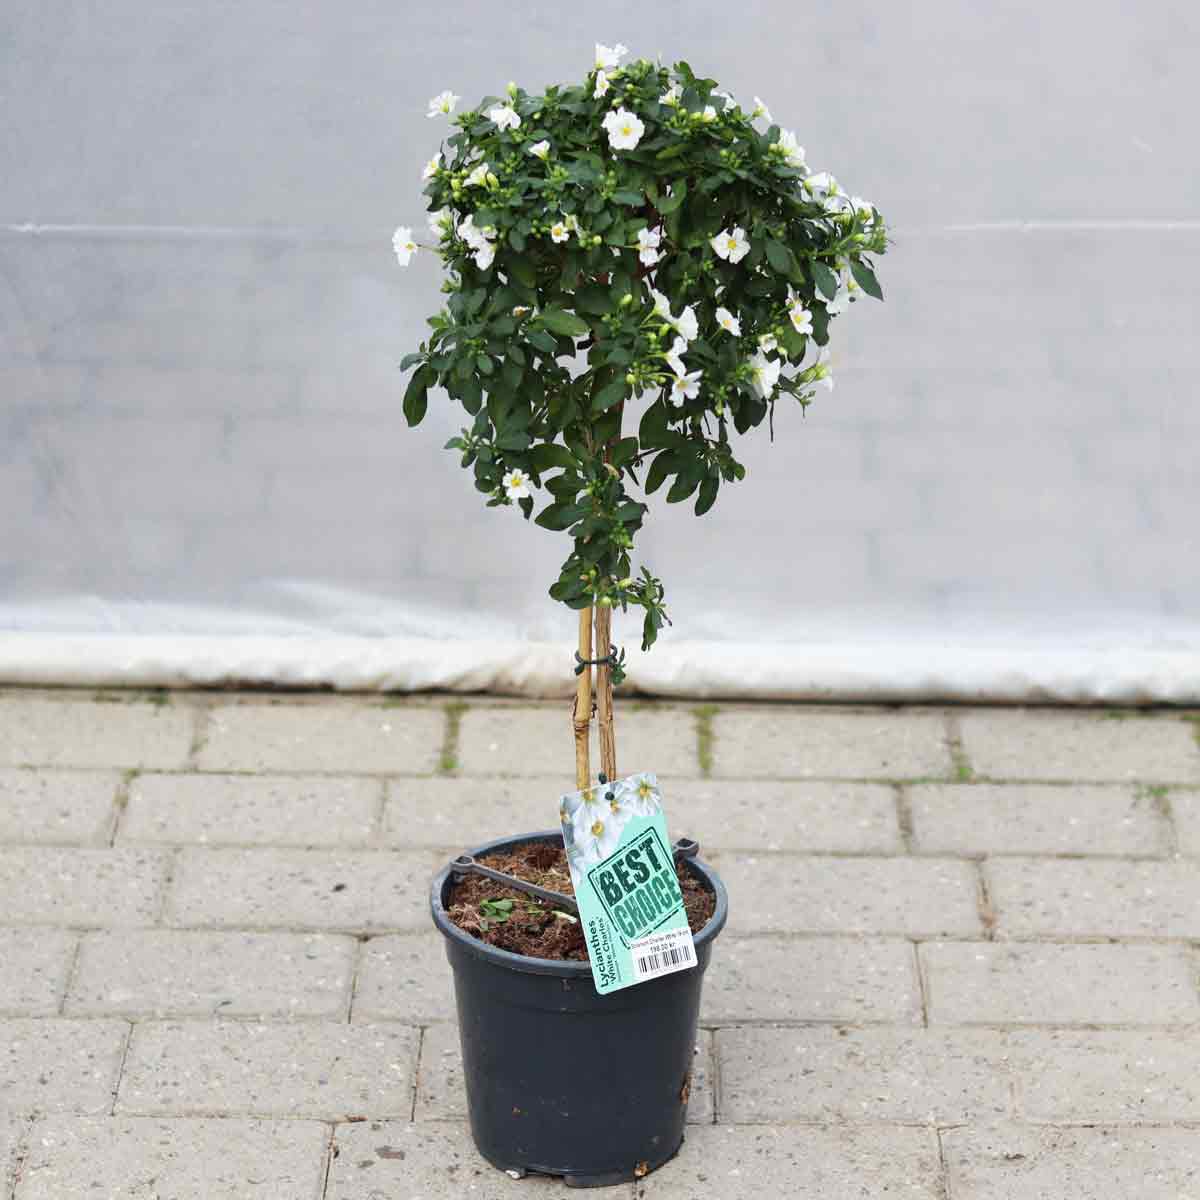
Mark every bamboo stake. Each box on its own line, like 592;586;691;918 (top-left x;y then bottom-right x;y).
594;604;617;781
572;606;594;790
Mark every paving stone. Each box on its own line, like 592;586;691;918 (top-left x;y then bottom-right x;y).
643;1124;944;1199
197;702;443;774
0;698;193;770
958;710;1200;783
922;942;1200;1026
0;929;76;1015
415;1022;713;1127
455;706;699;778
326;1120;610;1199
942;1123;1200;1200
16;1115;330;1199
985;857;1200;938
664;779;902;853
66;931;355;1019
909;782;1170;856
717;1026;1013;1123
1007;1030;1200;1122
0;1020;128;1115
351;934;454;1023
0;848;169;927
711;853;982;936
0;769;118;845
116;1021;419;1119
121;772;380;846
711;708;952;780
165;848;439;931
1;1112;24;1196
1168;788;1200;855
702;935;920;1024
381;777;563;849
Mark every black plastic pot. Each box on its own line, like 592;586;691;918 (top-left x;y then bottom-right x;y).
430;829;728;1188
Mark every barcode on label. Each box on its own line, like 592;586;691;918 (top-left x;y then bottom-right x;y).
630;927;697;982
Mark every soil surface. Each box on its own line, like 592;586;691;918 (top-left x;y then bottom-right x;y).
446;839;716;961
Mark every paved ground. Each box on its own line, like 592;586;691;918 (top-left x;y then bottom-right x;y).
1;688;1200;1198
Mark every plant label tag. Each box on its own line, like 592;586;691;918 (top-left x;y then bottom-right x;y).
559;772;696;995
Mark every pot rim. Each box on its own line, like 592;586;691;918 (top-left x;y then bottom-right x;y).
430;828;728;978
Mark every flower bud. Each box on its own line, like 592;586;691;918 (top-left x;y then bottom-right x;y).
619;294;633;307
625;371;636;384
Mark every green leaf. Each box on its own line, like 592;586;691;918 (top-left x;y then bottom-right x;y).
540;308;590;337
496;431;531;451
694;475;719;516
609;436;639;468
764;239;794;275
476;354;494;376
399;352;425;371
666;472;700;503
590;378;626;414
508;256;536;288
850;259;884;300
612;189;643;205
655;143;687;161
656;179;687;213
402;366;430;427
529;443;576;472
459;374;483;414
644;450;678;495
535;502;587;531
527;329;558;353
811;260;839;300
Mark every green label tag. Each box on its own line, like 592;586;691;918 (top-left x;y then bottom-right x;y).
559;772;696;995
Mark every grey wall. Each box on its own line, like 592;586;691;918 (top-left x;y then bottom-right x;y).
2;2;1197;672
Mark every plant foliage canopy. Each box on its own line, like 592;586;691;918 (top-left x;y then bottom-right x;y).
397;46;887;651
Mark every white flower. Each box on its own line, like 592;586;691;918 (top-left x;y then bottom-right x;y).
849;195;875;221
811;347;834;390
715;306;741;336
672;304;698;342
594;70;611;98
391;226;417;266
670;369;702;401
487;102;521;131
426;90;460;118
502;468;533;500
601;108;645;151
426;208;452;239
665;335;688;376
758;332;778;354
473;241;495;270
825;269;861;315
774;129;807;170
594;42;629;70
751;96;772;122
747;351;781;399
465;162;490;187
549;218;571;244
804;171;840;202
512;305;531;317
787;288;814;335
527;139;551;160
659;83;681;106
617;772;662;817
651;292;698;343
422;152;441;181
570;787;626;866
711;226;750;264
700;104;717;121
636;226;661;266
457;213;493;251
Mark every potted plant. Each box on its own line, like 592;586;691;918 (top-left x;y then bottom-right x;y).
396;42;886;1187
